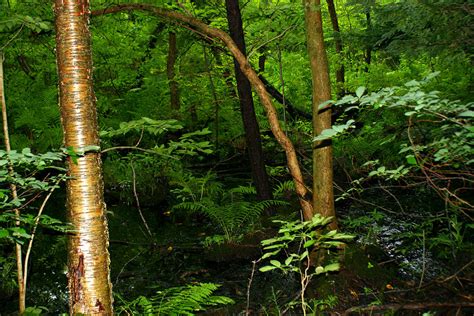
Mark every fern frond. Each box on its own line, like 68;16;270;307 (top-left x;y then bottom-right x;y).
228;185;257;196
116;283;234;315
172;201;207;214
101;117;183;138
273;180;295;197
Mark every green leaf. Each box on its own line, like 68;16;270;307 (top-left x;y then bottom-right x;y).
259;265;276;272
313;128;338;141
356;86;366;98
261;250;279;259
458;110;474;118
324;262;340;272
262;244;283;250
315;266;324;274
406;155;417;165
318;100;333;110
270;260;281;268
0;229;9;238
261;238;278;245
303;239;316;248
299;250;309;261
332;233;355;240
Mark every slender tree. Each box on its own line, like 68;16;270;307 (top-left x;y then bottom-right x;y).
225;0;273;203
167;31;180;110
364;1;374;71
1;52;26;314
54;0;113;313
303;0;337;227
326;0;345;97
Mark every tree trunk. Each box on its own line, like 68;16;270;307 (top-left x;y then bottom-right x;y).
303;0;337;227
91;4;314;219
225;0;273;202
365;7;372;72
326;0;345;97
1;52;26;315
54;0;113;314
167;31;180;110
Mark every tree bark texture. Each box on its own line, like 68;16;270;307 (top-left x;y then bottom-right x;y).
303;0;337;225
91;4;314;219
225;0;273;202
167;31;180;110
54;0;113;314
326;0;345;97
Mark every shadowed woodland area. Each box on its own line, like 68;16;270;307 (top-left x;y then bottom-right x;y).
0;0;473;315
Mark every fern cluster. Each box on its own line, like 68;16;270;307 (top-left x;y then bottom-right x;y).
172;175;288;242
115;283;234;315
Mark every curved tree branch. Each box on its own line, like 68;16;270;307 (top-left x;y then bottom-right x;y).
91;4;314;219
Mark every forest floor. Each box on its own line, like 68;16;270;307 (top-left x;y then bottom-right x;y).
4;195;472;315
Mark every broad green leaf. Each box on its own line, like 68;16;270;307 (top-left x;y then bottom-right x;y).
356;86;366;98
313;128;338;141
270;260;281;268
406;155;417;165
303;239;316;248
299;250;309;261
318;100;333;110
458;110;474;118
324;262;340;272
259;265;276;272
261;250;279;259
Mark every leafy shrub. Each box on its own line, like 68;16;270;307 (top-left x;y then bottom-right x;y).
259;215;353;315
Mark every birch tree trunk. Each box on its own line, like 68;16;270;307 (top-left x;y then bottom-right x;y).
54;0;113;313
303;0;337;227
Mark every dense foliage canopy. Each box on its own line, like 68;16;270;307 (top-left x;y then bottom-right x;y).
1;0;472;314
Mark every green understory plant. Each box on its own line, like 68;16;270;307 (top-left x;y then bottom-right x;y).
332;73;473;260
172;176;288;243
259;215;354;315
0;148;69;310
100;117;214;206
115;282;234;315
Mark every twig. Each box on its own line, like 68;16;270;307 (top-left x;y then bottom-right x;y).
247;25;296;59
246;259;260;316
441;260;473;283
23;178;63;291
277;42;287;136
134;128;144;147
0;23;25;51
114;249;145;286
378;180;404;213
418;229;426;290
130;161;153;238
